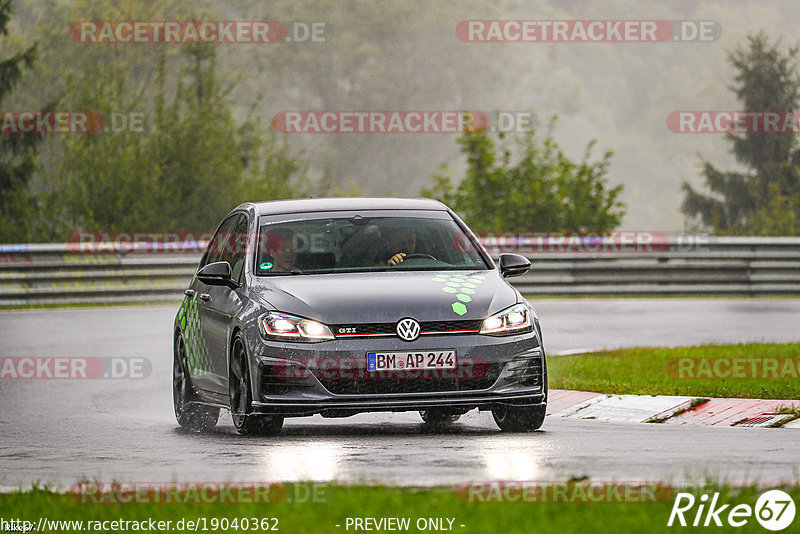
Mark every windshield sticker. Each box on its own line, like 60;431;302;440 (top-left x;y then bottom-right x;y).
259;261;273;271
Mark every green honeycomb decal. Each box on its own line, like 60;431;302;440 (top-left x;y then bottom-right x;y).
177;289;212;376
432;273;487;315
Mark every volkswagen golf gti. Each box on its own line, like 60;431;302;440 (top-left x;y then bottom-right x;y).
173;198;547;434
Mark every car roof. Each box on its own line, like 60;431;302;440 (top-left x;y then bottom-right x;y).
240;197;449;216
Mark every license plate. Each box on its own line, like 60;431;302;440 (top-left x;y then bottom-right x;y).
367;351;456;371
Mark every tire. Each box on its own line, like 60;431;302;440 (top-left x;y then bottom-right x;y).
229;334;284;436
173;335;219;431
419;408;462;425
492;404;546;432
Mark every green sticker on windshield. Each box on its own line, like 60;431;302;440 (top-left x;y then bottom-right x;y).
259;261;273;270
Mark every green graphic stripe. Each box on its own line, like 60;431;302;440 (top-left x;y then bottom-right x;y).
431;273;487;316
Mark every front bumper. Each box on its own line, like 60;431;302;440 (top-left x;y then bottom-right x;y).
249;331;546;417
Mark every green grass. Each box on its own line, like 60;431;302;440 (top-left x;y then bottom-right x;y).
1;484;798;534
523;294;800;300
549;343;800;399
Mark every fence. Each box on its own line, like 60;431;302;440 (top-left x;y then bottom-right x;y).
1;236;798;306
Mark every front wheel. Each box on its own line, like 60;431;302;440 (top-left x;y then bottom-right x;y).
492;404;546;432
173;335;219;431
229;334;284;436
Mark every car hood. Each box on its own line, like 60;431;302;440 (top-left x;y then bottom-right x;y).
249;270;518;324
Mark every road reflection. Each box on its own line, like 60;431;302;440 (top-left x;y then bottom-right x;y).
478;436;549;480
256;441;343;480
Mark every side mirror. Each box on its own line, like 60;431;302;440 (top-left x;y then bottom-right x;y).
197;261;238;289
499;253;531;278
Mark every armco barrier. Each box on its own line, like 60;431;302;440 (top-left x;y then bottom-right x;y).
488;235;800;296
1;236;799;306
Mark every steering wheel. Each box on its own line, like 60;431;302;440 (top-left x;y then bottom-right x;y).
401;253;438;261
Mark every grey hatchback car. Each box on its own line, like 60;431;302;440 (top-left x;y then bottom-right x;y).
173;198;547;434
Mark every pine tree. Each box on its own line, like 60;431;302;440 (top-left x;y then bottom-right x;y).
682;32;800;235
0;0;41;242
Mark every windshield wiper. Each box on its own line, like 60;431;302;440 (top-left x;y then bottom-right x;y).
260;269;305;276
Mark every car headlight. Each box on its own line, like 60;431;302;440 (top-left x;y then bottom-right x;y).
259;312;334;342
480;303;532;335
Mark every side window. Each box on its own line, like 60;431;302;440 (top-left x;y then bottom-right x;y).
230;214;249;284
200;215;238;268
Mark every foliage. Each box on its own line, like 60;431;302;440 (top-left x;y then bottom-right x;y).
54;44;308;236
682;32;800;235
0;0;43;242
0;0;310;241
423;117;624;232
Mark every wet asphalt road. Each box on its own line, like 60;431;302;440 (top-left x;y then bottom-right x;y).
1;299;799;488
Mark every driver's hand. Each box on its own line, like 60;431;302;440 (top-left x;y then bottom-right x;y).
387;253;406;266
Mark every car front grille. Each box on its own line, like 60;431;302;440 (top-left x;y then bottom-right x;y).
331;320;483;339
316;361;501;395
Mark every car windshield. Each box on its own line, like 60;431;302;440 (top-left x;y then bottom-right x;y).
255;212;489;275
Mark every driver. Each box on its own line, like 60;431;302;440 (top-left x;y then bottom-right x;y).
260;229;297;272
384;227;417;266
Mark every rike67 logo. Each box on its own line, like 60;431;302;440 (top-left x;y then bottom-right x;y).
668;490;796;531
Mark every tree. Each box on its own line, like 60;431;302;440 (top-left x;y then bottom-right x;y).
0;0;42;242
682;32;800;235
57;44;309;235
422;116;625;233
4;0;310;240
234;0;521;196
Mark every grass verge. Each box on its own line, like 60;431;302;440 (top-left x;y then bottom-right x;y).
1;484;798;534
549;343;800;399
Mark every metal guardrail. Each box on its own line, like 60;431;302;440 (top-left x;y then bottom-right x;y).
1;236;799;306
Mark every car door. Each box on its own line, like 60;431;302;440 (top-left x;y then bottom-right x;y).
181;216;234;393
200;212;249;394
193;214;240;393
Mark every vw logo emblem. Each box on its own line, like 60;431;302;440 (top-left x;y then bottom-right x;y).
396;318;421;341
